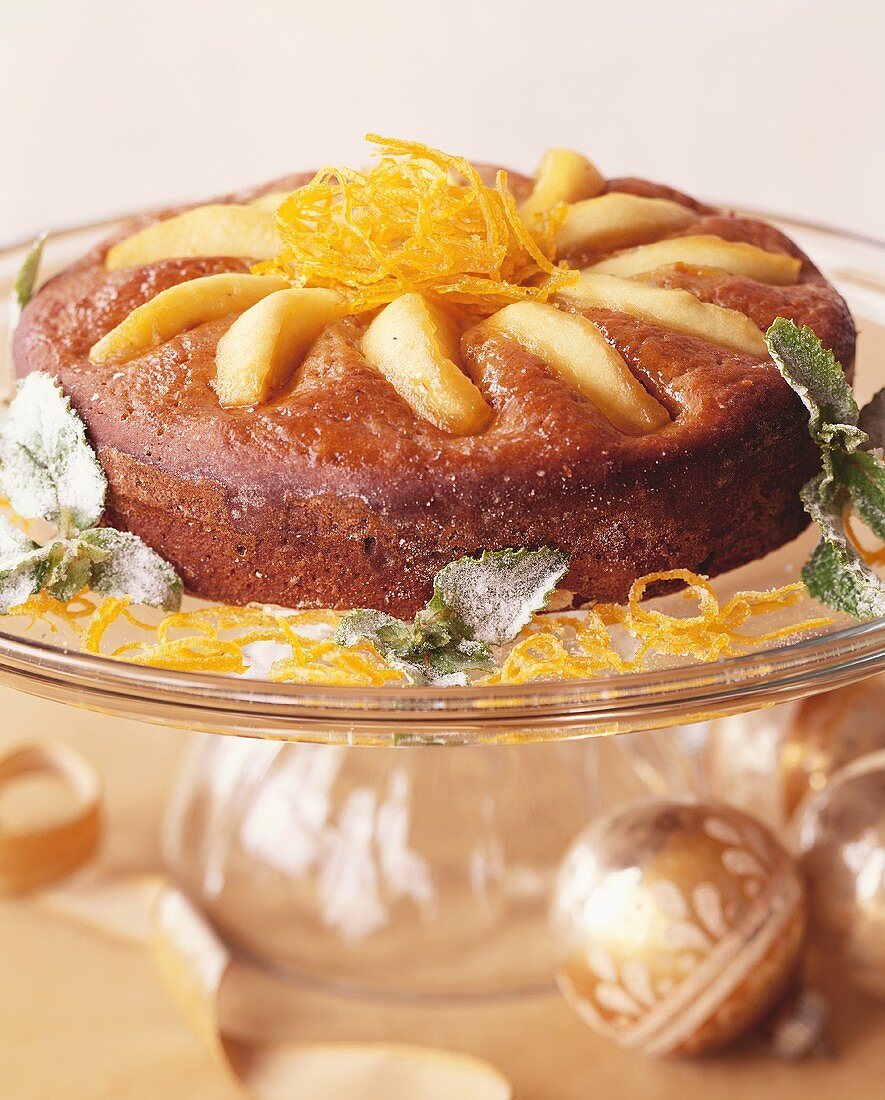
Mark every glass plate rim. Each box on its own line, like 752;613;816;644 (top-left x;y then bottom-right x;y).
1;211;884;733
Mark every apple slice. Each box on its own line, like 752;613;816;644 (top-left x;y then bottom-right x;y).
553;193;695;260
362;293;491;435
557;272;768;358
214;287;346;406
248;189;291;212
588;233;802;284
519;148;605;224
476;302;669;435
105;205;280;271
89;273;289;365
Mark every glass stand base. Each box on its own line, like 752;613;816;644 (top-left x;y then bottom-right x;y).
163;731;701;1001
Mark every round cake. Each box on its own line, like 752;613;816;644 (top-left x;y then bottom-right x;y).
12;143;855;616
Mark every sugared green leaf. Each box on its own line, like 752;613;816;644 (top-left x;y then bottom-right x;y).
858;387;885;451
13;233;46;309
43;540;95;603
79;528;182;611
802;538;885;620
0;542;54;613
335;546;568;683
0;372;107;533
0;514;38;558
768;319;885;621
836;449;885;541
766;318;864;470
430;547;569;645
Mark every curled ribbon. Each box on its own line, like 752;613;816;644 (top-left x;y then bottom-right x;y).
0;742;101;894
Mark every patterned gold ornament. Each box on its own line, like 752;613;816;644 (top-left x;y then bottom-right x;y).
551;800;806;1056
795;749;885;1000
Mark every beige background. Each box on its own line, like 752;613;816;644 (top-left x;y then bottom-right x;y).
2;2;885;1096
1;0;883;246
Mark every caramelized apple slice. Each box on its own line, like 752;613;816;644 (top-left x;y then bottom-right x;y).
89;274;289;365
558;272;768;358
553;193;695;260
477;302;669;435
105;205;280;271
362;293;491;435
588;234;802;285
215;288;346;407
247;189;291;212
519;148;605;224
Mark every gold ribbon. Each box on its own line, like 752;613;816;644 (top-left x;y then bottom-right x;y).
0;740;513;1100
0;742;101;894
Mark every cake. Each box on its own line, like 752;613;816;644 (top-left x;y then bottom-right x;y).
12;139;855;617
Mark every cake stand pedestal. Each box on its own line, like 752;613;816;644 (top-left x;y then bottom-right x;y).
162;732;701;1000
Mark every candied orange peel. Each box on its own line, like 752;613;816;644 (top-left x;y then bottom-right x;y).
255;134;579;314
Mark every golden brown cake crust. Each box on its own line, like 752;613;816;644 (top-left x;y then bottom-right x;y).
13;170;855;615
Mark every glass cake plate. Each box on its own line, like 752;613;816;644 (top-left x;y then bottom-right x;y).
0;214;884;746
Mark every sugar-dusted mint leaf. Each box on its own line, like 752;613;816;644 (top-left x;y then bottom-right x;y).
858;387;885;451
79;528;183;611
0;514;38;558
333;607;492;685
802;538;885;621
835;449;885;541
768;320;885;621
429;546;570;645
0;372;107;534
13;233;46;309
418;638;493;683
335;546;569;683
765;318;864;465
0;541;55;613
799;472;885;620
334;609;417;657
43;540;96;603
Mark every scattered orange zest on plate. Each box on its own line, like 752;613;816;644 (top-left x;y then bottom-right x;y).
483;569;832;684
3;570;830;687
254;134;578;314
79;598;402;685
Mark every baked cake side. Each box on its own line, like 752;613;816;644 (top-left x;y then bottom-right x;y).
12;143;855;615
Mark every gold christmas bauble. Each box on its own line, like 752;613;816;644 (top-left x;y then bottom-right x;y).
551;800;806;1056
795;749;885;1000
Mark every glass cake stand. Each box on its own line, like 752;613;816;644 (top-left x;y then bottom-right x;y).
1;214;884;998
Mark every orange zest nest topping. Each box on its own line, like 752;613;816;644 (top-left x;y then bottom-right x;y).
254;134;579;314
6;569;831;687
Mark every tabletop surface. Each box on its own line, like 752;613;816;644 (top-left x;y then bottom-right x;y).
1;686;884;1099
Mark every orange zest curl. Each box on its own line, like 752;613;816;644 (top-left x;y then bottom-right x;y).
255;134;579;314
845;512;885;566
614;569;832;664
9;590;98;634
